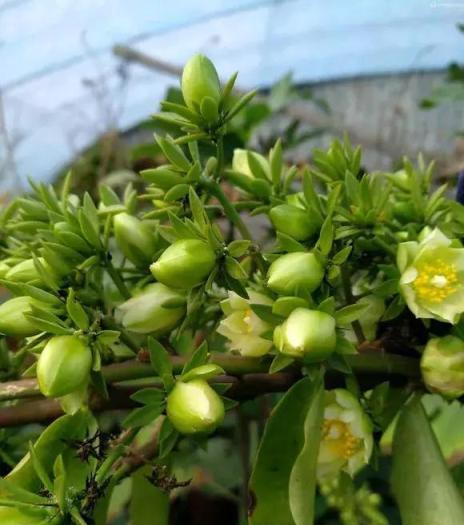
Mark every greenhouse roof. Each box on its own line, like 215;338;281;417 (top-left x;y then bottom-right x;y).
0;0;460;188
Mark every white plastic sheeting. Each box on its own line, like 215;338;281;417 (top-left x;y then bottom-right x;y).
0;0;461;187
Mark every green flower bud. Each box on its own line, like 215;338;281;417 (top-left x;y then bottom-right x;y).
286;192;305;209
0;296;45;337
181;54;221;115
388;169;410;191
267;252;324;295
37;335;92;398
114;212;158;267
273;308;336;360
116;283;186;334
5;258;48;285
150;239;216;289
166;379;225;434
392;201;415;222
421;336;464;399
269;204;317;241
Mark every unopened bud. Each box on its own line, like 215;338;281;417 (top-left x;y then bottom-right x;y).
273;308;336;360
150;239;216;289
114;212;159;267
116;283;186;335
6;258;48;285
167;379;225;434
0;296;45;337
267;252;324;295
37;335;92;398
181;54;221;117
421;335;464;399
269;204;317;241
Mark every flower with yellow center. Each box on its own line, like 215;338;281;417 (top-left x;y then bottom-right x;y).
398;228;464;324
317;389;373;480
217;289;273;357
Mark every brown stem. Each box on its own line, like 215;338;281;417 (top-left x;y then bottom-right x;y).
0;354;421;428
0;351;419;404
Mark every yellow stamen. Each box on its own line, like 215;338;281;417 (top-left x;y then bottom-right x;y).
243;309;254;333
413;260;459;303
322;419;361;459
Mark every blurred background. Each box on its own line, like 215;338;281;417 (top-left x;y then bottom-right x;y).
1;0;463;198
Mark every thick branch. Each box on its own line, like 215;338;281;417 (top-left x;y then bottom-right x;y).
0;352;421;428
0;352;419;403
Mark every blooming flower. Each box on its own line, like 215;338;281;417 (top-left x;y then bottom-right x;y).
217;290;273;357
318;389;373;480
398;228;464;324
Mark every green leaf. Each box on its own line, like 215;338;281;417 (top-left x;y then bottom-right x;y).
225;256;248;281
53;455;67;510
181;363;225;382
28;442;53;492
334;303;369;324
189;187;207;231
272;296;309;317
0;478;48;505
158;418;179;458
32;253;58;291
25;314;72;335
130;467;169;525
227;239;251;258
276;232;306;253
155;135;191;171
168;212;199;240
250;304;283;325
4;412;88;493
78;208;101;249
249;375;324;525
66;289;89;331
164;183;190;202
247;151;268;181
131;388;165;405
332;245;352;265
97;330;120;346
0;280;61;305
147;337;174;390
381;295;405;321
123;404;164;428
270;139;283;187
269;353;294;374
226;89;257;120
200;96;219;122
221;71;238;108
316;217;333;256
392;396;464;525
182;340;209;375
